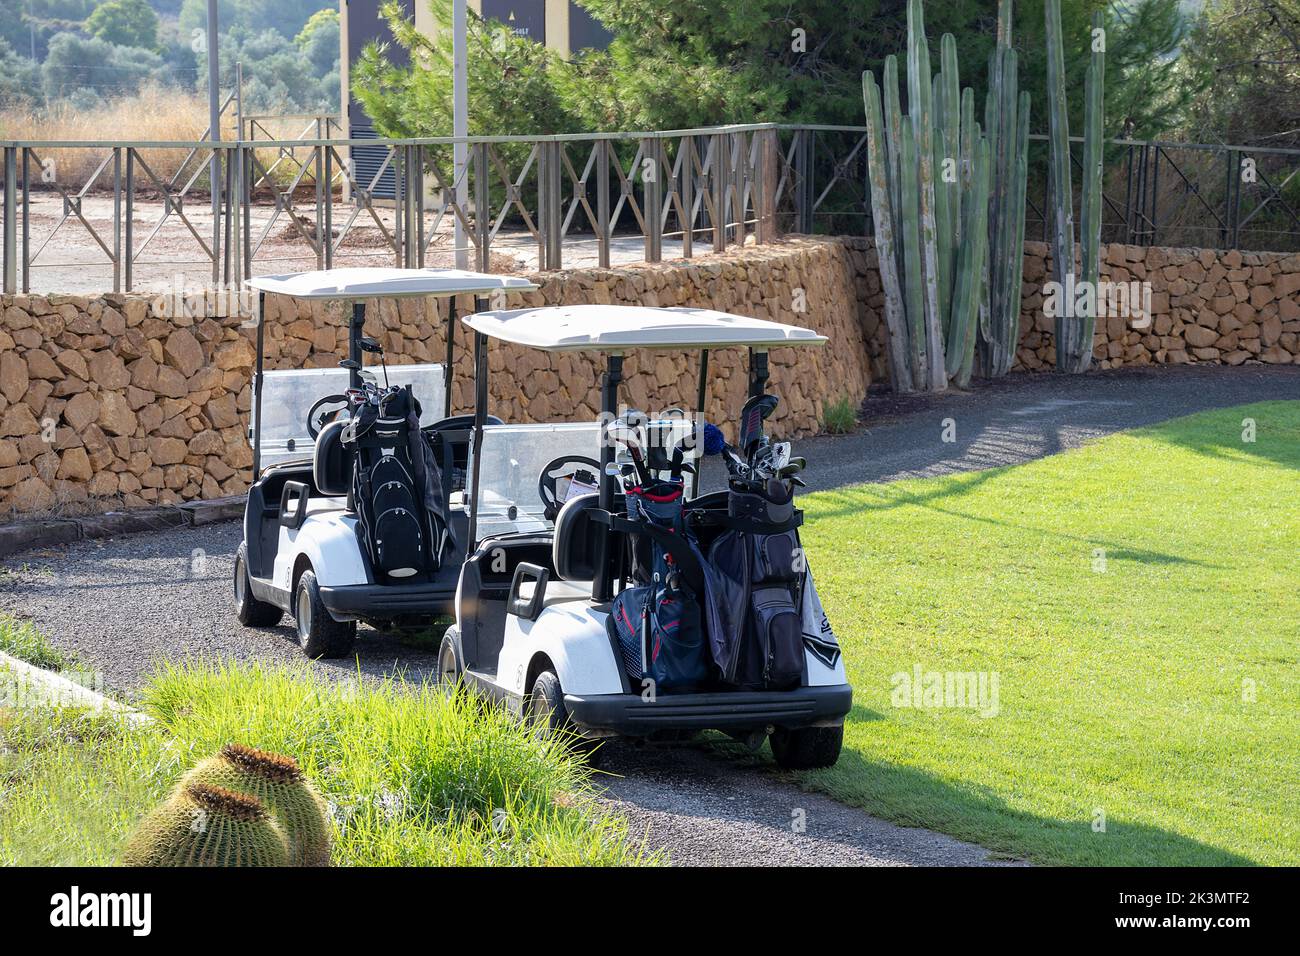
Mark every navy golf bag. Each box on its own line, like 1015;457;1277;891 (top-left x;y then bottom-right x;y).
343;386;450;580
609;481;710;692
705;480;807;690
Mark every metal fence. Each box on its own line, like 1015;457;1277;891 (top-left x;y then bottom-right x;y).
2;122;1297;294
777;126;1300;252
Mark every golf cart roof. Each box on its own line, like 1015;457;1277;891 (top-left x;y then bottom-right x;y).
245;268;538;299
461;304;827;352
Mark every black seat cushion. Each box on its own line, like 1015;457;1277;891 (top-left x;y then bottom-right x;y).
552;493;602;582
313;418;352;497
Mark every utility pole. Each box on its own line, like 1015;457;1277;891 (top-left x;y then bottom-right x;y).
208;0;221;284
453;0;468;269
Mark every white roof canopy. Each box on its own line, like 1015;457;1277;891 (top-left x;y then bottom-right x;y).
245;268;538;300
461;305;827;352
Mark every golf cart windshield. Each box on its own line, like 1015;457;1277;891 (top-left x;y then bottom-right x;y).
252;364;447;466
468;422;602;533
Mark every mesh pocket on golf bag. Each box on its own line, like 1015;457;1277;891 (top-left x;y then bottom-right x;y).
367;456;424;577
373;507;424;577
610;584;708;692
749;586;803;690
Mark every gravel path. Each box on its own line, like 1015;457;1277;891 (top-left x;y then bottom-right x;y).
3;364;1296;865
800;363;1300;491
595;744;1018;866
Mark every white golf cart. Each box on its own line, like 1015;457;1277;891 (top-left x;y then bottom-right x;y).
439;304;852;769
232;268;538;657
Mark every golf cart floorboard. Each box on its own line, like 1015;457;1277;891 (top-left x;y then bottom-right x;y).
563;684;852;735
318;581;457;617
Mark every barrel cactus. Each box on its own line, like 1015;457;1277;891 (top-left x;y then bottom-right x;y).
120;783;291;867
179;744;332;867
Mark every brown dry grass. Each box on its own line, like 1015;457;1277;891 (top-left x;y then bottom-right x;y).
0;86;238;187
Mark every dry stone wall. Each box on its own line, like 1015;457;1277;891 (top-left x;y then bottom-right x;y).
2;233;1294;518
846;237;1300;378
0;237;870;517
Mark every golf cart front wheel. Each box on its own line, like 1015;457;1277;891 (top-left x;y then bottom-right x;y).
293;569;357;659
769;724;843;770
234;545;282;627
528;670;601;764
437;629;466;693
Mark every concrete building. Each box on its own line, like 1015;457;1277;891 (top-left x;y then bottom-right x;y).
340;1;614;196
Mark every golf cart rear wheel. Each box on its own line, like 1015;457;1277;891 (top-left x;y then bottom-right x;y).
528;670;601;764
234;545;282;627
769;725;843;770
293;569;356;659
437;629;466;693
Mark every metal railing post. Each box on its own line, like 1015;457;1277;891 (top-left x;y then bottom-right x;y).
112;148;122;293
230;142;241;286
314;142;325;269
597;138;611;269
476;142;491;273
733;132;748;246
414;145;424;268
393;146;404;268
1231;147;1243;248
793;129;814;234
541;140;563;270
243;145;253;281
211;144;221;285
4;146;16;294
20;148;29;293
680;136;694;260
756;128;775;244
712;133;727;253
125;149;134;291
644;136;662;263
1149;145;1160;247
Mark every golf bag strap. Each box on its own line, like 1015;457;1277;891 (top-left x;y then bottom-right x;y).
595;512;703;585
690;510;803;534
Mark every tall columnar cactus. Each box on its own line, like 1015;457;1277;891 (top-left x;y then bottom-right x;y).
980;0;1031;377
180;744;332;866
862;0;989;392
949;134;992;387
1076;10;1106;372
863;69;913;393
120;783;291;867
1046;0;1105;372
906;0;948;392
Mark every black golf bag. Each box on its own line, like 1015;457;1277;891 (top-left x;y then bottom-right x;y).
343;386;450;580
705;480;807;690
609;481;710;692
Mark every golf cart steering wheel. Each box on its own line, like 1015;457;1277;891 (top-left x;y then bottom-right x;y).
538;456;601;522
306;394;350;440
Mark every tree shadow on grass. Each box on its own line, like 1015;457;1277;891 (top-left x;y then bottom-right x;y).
1130;400;1300;474
807;476;1215;569
799;745;1259;867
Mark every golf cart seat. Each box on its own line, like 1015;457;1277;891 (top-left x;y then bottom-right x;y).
313;419;353;497
553;493;603;582
516;577;592;609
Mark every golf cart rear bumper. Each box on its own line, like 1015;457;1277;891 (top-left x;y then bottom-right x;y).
563;683;852;735
318;582;456;618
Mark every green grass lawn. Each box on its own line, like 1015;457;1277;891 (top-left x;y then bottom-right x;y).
0;662;658;866
797;400;1299;866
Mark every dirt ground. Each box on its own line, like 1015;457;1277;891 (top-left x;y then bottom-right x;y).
6;192;693;295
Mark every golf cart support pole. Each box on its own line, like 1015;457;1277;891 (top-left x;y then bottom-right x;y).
466;330;489;552
749;347;770;398
348;303;366;390
252;290;266;480
443;298;458;419
594;352;624;604
693;349;709;499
